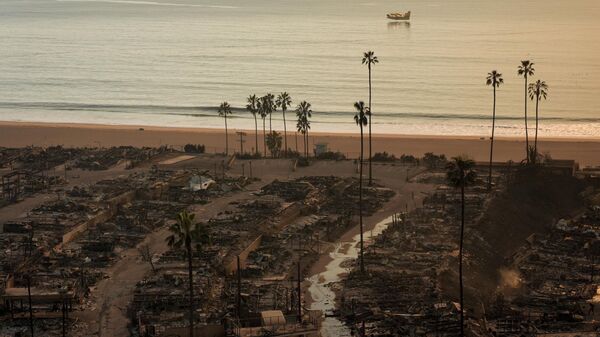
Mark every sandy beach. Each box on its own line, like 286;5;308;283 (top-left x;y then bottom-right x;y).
1;121;599;166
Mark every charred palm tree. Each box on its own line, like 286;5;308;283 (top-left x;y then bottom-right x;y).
446;157;476;337
276;92;292;156
485;70;504;190
246;94;260;155
218;102;232;156
518;60;535;163
166;210;209;337
362;51;379;185
354;101;368;274
528;80;548;156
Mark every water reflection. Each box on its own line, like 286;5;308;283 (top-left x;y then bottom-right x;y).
387;21;411;30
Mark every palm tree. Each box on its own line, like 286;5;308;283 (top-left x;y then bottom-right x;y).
218;102;232;156
246;94;259;155
276;92;292;156
304;108;312;157
296;116;306;157
528;80;548;156
518;60;535;163
485;70;504;190
446;157;476;337
354;101;368;274
265;93;276;134
166;210;209;337
362;51;379;186
296;101;312;158
258;97;268;156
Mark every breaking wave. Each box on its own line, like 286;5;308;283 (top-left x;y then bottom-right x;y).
2;101;600;123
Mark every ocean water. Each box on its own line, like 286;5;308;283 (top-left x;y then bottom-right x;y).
1;0;600;137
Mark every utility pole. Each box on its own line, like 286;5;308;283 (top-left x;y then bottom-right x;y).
236;131;247;155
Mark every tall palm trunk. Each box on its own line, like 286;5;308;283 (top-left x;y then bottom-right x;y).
283;108;288;156
303;132;307;158
254;115;259;155
305;130;309;158
524;76;529;163
488;86;496;190
459;178;465;337
262;118;266;156
534;94;539;156
269;115;273;157
367;64;373;186
186;244;195;337
224;116;228;156
302;129;306;158
359;124;365;273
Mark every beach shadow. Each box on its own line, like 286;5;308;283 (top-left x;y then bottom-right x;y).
387;21;411;31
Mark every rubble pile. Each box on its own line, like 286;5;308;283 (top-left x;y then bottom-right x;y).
73;146;172;170
335;170;491;337
337;198;465;335
130;193;286;334
131;176;394;336
1;145;172;172
266;176;395;216
0;168;221;336
166;173;252;204
1;169;67;208
0;145;176;209
485;206;600;334
260;179;313;201
0;146;83;171
335;167;600;337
